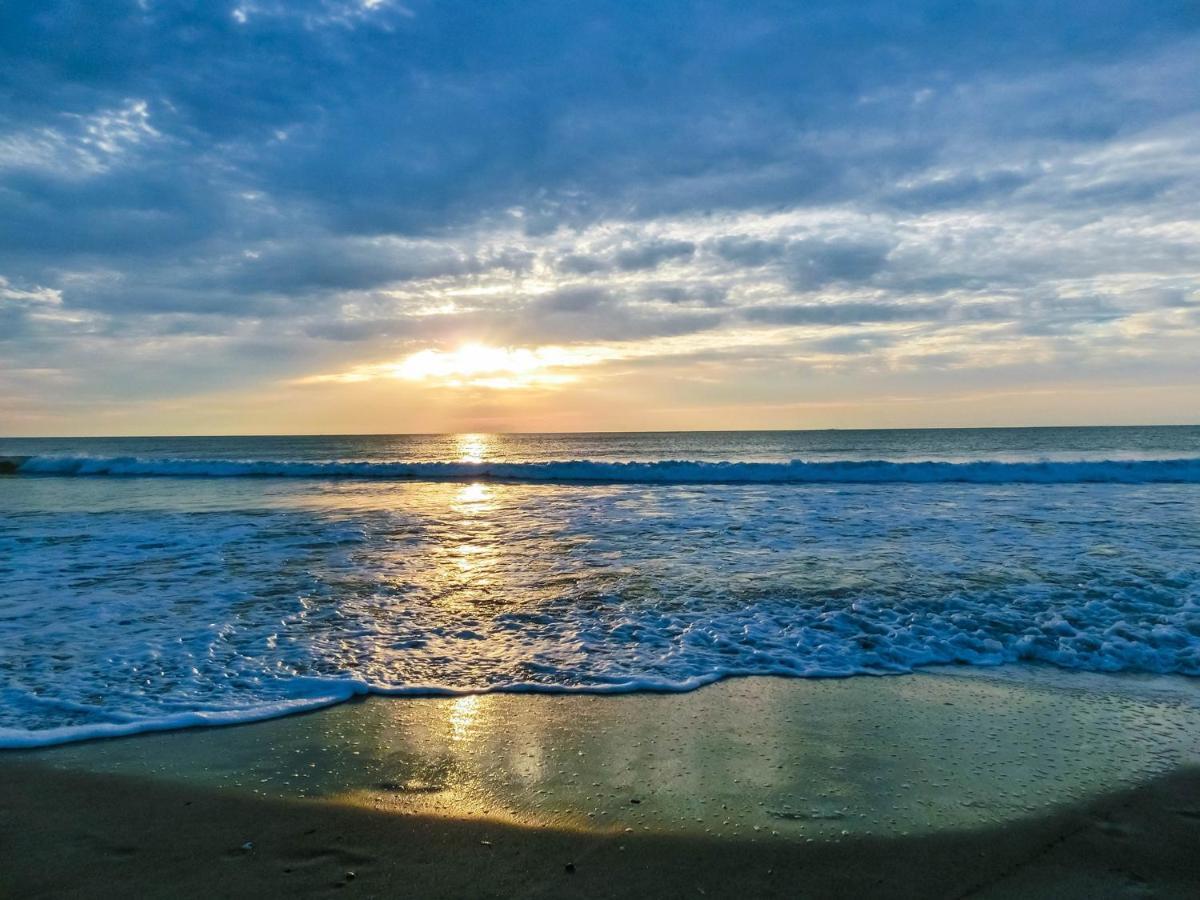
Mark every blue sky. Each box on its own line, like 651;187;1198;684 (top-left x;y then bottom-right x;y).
1;1;1198;434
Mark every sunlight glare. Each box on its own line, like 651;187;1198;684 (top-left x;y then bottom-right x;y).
457;482;491;504
389;343;588;388
448;694;481;742
456;433;488;463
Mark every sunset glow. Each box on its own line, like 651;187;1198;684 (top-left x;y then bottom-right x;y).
300;342;617;392
2;1;1198;436
392;344;578;388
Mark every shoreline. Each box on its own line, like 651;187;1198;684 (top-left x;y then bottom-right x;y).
3;671;1199;896
6;672;1199;832
6;662;1199;753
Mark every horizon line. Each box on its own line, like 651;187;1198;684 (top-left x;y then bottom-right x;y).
2;423;1198;441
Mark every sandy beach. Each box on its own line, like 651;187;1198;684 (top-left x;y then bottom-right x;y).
4;671;1199;898
4;758;1200;899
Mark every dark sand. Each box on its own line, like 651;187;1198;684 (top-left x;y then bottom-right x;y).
3;672;1199;898
3;760;1199;898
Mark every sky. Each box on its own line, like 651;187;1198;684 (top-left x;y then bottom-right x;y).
1;1;1198;435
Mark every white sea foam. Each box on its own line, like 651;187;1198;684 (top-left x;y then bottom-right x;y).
2;473;1197;748
7;454;1200;483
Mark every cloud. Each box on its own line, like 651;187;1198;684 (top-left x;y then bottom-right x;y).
551;239;697;274
556;253;609;275
882;169;1033;210
804;332;899;355
710;236;787;267
613;239;696;271
202;239;479;295
525;285;725;342
784;239;894;290
743;300;950;326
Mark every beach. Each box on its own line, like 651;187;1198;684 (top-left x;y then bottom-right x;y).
3;430;1199;896
5;670;1199;898
5;0;1200;888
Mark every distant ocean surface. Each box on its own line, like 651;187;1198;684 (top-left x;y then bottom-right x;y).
2;427;1198;747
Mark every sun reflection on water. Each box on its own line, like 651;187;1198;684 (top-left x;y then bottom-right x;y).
456;482;490;505
456;433;488;463
440;480;502;592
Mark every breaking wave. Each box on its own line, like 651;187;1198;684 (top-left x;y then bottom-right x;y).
6;454;1200;484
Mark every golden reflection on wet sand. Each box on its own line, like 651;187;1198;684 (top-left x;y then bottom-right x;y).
16;672;1200;840
448;694;482;743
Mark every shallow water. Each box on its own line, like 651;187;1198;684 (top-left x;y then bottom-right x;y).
1;428;1198;746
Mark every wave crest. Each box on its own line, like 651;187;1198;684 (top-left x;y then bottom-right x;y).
5;454;1200;484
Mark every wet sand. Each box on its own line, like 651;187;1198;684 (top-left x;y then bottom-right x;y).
2;760;1199;898
3;671;1199;897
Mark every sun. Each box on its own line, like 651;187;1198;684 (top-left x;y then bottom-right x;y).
396;343;541;380
296;340;619;388
387;342;586;389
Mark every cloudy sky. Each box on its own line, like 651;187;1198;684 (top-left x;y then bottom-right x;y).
2;1;1198;435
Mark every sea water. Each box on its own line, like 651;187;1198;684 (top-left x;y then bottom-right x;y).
1;427;1198;747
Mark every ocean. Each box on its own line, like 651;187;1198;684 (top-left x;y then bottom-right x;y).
2;426;1198;748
